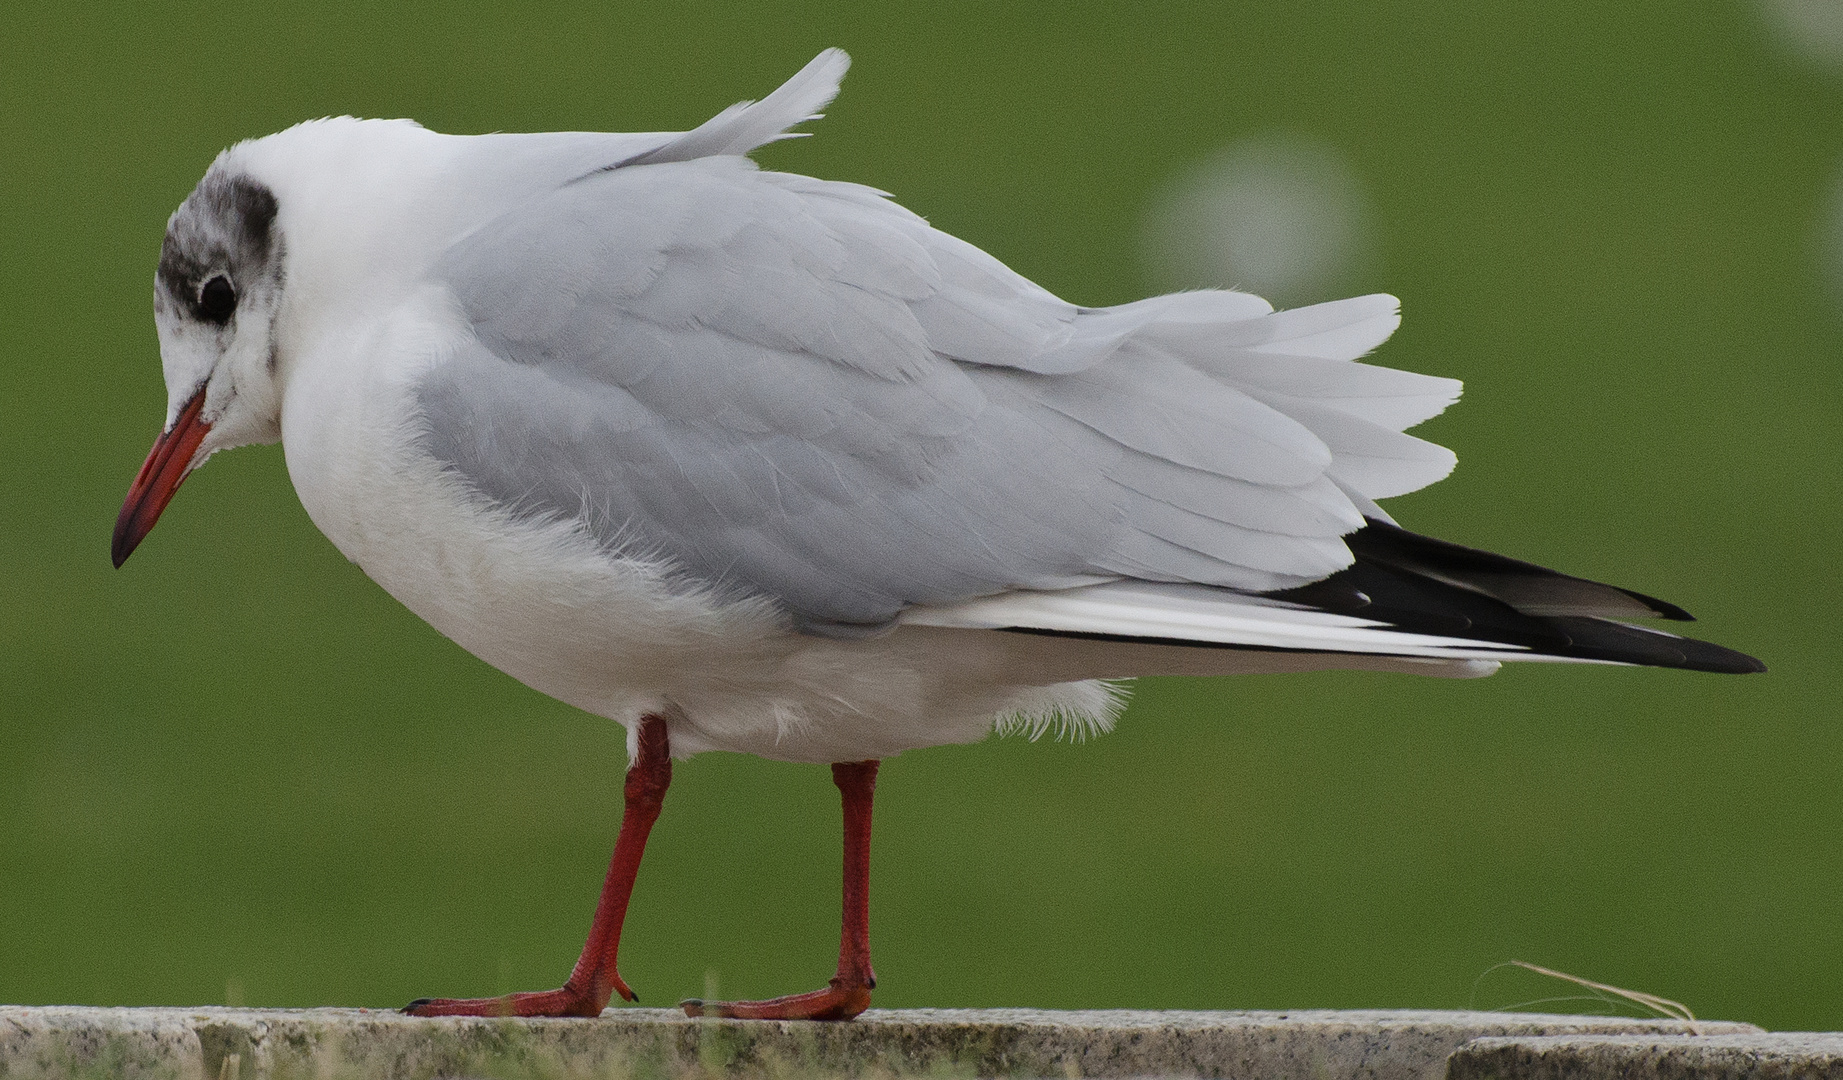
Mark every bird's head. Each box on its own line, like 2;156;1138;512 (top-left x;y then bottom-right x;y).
113;111;690;568
113;161;290;567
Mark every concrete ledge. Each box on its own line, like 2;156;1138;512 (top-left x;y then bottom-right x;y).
1449;1033;1843;1080
0;1006;1756;1079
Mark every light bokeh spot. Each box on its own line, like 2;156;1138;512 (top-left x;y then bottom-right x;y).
1140;134;1371;306
1759;0;1843;67
1819;155;1843;309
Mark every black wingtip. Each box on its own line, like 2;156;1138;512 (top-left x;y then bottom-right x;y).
1613;585;1695;623
1541;617;1766;674
1348;519;1702;623
1675;637;1766;674
1250;521;1767;674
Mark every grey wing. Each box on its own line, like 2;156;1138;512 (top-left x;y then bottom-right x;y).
419;154;1461;634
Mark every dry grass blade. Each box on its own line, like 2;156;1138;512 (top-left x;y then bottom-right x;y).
1510;960;1703;1035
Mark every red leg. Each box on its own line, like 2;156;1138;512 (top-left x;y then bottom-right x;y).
682;759;879;1021
404;715;672;1017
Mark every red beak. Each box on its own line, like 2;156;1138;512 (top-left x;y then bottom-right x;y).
113;387;211;568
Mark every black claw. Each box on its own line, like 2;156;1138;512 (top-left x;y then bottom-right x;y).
867;977;876;989
402;998;433;1014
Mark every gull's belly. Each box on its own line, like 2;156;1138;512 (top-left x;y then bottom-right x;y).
290;436;1060;761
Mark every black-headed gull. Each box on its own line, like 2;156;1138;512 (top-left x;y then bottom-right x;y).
113;50;1761;1021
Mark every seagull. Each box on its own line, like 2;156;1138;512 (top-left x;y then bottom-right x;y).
113;49;1762;1021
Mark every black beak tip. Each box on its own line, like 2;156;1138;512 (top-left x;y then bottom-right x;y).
111;517;138;568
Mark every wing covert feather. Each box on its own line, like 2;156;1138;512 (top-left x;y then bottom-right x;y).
422;152;1458;630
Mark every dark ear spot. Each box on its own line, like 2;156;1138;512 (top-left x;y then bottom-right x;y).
225;178;279;262
157;173;280;320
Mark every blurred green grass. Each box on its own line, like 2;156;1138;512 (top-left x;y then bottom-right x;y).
3;0;1838;1031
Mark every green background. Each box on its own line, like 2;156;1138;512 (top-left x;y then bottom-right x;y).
3;0;1838;1032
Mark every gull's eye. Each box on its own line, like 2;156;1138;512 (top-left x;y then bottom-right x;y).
197;275;236;324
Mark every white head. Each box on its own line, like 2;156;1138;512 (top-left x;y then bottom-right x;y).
112;157;292;566
158;167;293;442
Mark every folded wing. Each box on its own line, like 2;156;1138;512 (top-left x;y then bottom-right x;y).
420;144;1472;635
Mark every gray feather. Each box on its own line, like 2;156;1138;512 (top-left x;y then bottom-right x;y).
620;49;851;167
418;140;1460;632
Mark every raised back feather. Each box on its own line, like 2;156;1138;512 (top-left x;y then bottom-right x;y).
621;49;851;167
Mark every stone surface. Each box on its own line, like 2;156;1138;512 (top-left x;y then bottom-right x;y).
0;1006;1756;1080
1449;1032;1843;1080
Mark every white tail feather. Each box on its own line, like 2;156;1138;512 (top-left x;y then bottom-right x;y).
902;579;1622;665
